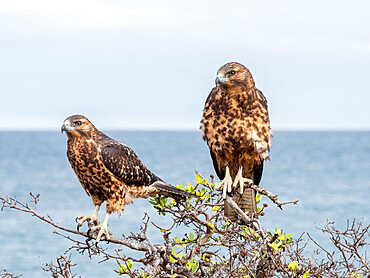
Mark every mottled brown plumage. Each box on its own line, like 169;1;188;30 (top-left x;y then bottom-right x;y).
62;115;192;241
201;62;271;221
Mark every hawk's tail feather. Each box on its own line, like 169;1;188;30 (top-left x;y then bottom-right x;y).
151;181;194;198
224;188;257;222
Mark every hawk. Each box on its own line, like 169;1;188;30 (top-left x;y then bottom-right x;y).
61;115;192;242
201;62;271;221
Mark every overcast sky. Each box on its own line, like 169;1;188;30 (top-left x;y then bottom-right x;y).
0;0;369;130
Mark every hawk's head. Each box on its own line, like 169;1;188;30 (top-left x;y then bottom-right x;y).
61;115;95;138
215;62;255;89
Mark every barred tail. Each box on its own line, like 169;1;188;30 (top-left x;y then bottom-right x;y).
151;181;194;198
224;187;257;222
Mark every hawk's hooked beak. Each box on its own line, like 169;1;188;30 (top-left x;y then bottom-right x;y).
215;73;227;86
61;121;72;133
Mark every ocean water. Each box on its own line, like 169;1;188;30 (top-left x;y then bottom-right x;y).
0;131;369;277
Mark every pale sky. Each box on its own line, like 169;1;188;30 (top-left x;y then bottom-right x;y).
1;0;369;130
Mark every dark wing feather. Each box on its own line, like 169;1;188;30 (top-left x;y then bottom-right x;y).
100;141;162;186
151;181;194;198
210;150;225;180
252;159;264;185
256;89;268;109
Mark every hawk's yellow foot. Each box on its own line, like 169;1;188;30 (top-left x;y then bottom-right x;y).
91;212;111;242
77;205;100;227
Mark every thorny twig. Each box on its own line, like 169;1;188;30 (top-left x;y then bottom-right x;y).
40;255;79;278
0;270;22;278
249;184;299;209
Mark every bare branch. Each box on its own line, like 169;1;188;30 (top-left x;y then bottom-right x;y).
0;270;22;278
250;184;299;209
40;255;79;278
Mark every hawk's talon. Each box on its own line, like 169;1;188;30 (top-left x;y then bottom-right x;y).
77;215;97;227
92;223;110;242
92;213;111;242
215;166;233;199
233;166;253;195
214;182;222;191
216;166;255;198
77;204;100;228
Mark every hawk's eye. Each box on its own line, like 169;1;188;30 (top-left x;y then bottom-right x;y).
229;70;236;76
75;121;82;127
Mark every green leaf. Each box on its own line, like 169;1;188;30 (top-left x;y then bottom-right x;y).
206;222;215;229
196;174;202;184
186;260;192;271
119;264;126;274
268;242;280;251
189;233;194;241
211;206;221;211
170;248;178;263
288;261;298;271
255;193;262;203
302;271;309;278
185;182;195;193
148;199;157;205
192;262;197;273
177;251;184;259
160;198;167;207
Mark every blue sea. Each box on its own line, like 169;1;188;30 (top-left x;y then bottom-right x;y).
0;131;369;277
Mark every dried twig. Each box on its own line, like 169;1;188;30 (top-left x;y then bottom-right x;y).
250;184;299;209
40;255;79;278
0;270;22;278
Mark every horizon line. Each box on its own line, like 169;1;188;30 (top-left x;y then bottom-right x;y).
0;128;369;132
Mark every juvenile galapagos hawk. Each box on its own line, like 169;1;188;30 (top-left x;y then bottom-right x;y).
61;115;192;242
201;62;271;221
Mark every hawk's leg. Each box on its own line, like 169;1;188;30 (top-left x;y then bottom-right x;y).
91;212;111;242
78;204;100;227
215;166;233;199
232;166;253;195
